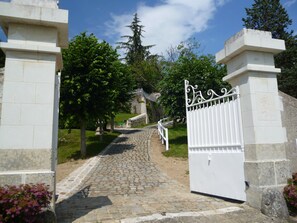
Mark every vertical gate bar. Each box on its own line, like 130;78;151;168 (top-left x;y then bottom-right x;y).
218;99;223;145
209;101;213;146
184;80;191;150
206;102;212;146
193;106;197;146
233;95;240;145
210;101;215;146
205;102;209;146
222;97;228;146
214;100;220;145
192;106;195;146
199;105;202;147
188;108;191;146
220;98;225;146
236;86;244;150
203;103;207;146
190;108;193;146
231;96;236;144
228;97;234;146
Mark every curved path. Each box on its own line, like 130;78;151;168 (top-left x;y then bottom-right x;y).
56;127;276;223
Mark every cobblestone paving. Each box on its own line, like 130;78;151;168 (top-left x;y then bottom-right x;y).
56;127;274;223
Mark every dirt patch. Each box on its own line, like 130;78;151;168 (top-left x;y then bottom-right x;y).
56;159;86;182
150;131;190;189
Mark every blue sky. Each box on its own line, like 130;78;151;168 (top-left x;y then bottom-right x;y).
1;0;297;56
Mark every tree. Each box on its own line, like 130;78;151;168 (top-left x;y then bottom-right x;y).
60;32;120;157
242;0;297;98
130;57;162;93
118;13;153;65
107;61;135;132
118;13;162;93
158;43;228;122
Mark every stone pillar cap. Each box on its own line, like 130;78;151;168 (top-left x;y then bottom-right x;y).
216;28;285;64
0;1;68;48
11;0;58;8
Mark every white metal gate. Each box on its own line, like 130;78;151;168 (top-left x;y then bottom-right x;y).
185;80;246;201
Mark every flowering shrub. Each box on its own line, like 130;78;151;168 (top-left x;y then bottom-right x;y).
0;183;52;223
284;172;297;214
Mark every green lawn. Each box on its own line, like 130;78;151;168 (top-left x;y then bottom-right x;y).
114;113;136;122
58;129;120;164
114;113;137;125
162;123;188;158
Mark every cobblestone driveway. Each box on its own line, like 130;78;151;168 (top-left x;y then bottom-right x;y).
56;127;273;223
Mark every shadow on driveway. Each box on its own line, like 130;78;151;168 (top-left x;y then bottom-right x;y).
56;185;112;222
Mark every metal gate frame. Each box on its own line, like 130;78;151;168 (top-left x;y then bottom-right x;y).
185;80;246;201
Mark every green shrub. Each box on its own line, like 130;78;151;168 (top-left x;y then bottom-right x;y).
284;172;297;214
0;184;52;223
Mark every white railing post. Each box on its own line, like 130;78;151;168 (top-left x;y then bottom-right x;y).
165;128;169;151
157;117;170;150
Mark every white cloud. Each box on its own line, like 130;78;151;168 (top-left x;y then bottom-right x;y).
284;0;296;7
105;0;227;56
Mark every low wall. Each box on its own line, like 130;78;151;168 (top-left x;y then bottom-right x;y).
280;91;297;173
126;113;147;128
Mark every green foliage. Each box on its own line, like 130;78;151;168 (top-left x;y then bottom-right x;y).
146;100;162;123
118;13;154;65
60;32;134;155
108;61;136;118
61;33;116;127
283;173;297;215
58;129;120;163
0;184;52;223
131;57;162;93
277;41;297;98
60;32;113;156
243;0;297;98
162;124;188;158
114;113;136;124
243;0;293;39
159;42;228;120
118;13;162;93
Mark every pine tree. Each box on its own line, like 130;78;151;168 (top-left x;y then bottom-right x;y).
243;0;297;98
118;13;161;93
118;13;154;65
243;0;293;39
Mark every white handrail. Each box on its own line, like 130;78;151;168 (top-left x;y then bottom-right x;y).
157;117;169;151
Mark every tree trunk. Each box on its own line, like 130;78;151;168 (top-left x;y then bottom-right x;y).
103;120;108;131
111;116;115;132
173;118;177;128
99;120;104;141
80;121;87;157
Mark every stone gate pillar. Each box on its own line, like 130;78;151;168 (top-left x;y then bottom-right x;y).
216;29;290;208
0;0;68;206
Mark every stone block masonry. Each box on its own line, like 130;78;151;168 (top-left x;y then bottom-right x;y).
280;91;297;173
0;68;3;122
216;28;291;209
0;0;68;208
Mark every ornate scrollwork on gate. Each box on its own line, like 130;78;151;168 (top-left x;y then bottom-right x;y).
184;80;238;107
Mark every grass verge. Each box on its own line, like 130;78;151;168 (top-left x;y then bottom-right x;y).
162;123;188;158
114;113;137;125
58;129;120;164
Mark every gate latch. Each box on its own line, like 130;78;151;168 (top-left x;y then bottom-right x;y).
208;153;212;165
